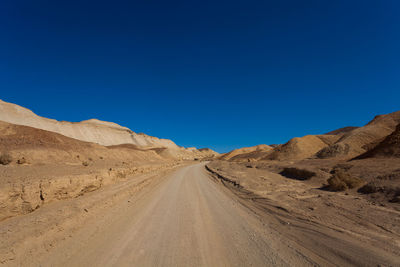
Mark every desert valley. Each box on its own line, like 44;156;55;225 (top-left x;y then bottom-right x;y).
0;99;399;266
4;0;400;265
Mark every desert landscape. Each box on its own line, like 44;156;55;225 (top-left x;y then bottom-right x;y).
206;111;400;266
0;99;399;266
2;1;400;266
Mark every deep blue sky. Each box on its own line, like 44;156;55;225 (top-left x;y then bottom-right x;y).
1;0;399;152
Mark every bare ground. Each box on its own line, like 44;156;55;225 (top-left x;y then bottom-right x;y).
1;162;400;266
207;160;400;266
0;162;188;265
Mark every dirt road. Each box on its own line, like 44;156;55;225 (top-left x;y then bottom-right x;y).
39;163;286;266
30;163;399;266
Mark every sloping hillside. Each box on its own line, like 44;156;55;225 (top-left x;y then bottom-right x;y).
219;145;272;161
218;111;400;162
198;148;220;158
266;135;332;161
0;99;177;148
355;123;400;159
317;111;400;158
0;99;218;160
229;148;274;162
0;121;164;165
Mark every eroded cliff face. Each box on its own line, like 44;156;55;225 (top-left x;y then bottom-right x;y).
0;161;183;221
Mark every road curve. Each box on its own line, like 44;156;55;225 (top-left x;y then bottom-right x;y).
43;163;301;266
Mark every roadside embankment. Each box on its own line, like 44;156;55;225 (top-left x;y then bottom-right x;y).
0;162;188;265
0;161;184;221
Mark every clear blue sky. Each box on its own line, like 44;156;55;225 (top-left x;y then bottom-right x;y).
1;1;399;152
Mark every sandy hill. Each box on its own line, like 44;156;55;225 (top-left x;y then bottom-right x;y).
219;145;272;161
229;148;274;162
198;148;220;158
355;123;400;159
316;111;400;159
265;135;336;161
0;99;217;160
216;111;400;162
267;111;400;161
0;99;177;148
0;121;164;165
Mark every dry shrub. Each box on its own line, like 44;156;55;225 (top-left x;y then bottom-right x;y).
280;167;316;181
358;182;380;194
327;170;363;191
82;161;89;167
358;181;400;202
316;143;350;159
0;152;12;165
327;176;347;191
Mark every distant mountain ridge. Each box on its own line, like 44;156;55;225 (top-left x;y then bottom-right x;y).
221;110;400;162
